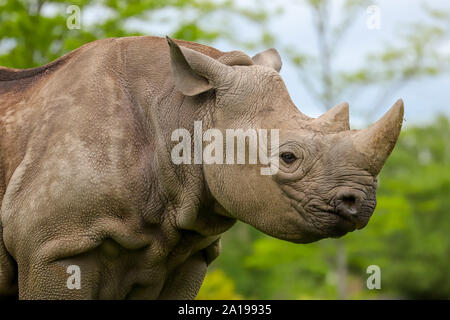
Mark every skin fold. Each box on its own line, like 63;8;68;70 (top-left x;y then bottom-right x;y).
0;36;403;299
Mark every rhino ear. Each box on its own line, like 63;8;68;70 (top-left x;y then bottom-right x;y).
166;36;232;96
252;48;282;72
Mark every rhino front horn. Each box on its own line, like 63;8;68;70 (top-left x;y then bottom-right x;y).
353;99;404;175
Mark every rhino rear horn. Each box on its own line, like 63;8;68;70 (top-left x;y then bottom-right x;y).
252;48;282;72
314;102;350;131
166;36;231;96
352;99;404;175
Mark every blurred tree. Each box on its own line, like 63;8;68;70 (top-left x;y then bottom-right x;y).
0;0;272;68
286;0;450;116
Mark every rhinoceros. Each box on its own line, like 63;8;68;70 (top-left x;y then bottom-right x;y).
0;36;403;299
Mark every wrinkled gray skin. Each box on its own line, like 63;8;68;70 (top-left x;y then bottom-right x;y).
0;36;403;299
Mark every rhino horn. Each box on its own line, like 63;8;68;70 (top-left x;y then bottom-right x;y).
352;99;404;175
166;36;232;96
314;102;350;131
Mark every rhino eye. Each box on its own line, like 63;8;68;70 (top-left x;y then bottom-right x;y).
280;152;297;164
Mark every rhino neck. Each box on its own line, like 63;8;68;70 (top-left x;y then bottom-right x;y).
97;36;235;239
142;89;235;237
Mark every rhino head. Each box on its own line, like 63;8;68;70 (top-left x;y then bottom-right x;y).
167;37;403;243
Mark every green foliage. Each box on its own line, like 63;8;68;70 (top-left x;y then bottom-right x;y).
0;0;269;68
197;269;243;300
372;116;450;299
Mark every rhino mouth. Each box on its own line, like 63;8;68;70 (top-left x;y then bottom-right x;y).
332;213;357;234
290;199;365;238
280;182;376;239
331;199;376;237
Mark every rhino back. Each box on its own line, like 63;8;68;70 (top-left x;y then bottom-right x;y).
0;36;223;192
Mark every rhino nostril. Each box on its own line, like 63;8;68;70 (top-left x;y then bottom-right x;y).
342;195;357;214
335;192;359;218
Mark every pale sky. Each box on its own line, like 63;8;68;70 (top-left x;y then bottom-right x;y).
238;0;450;127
